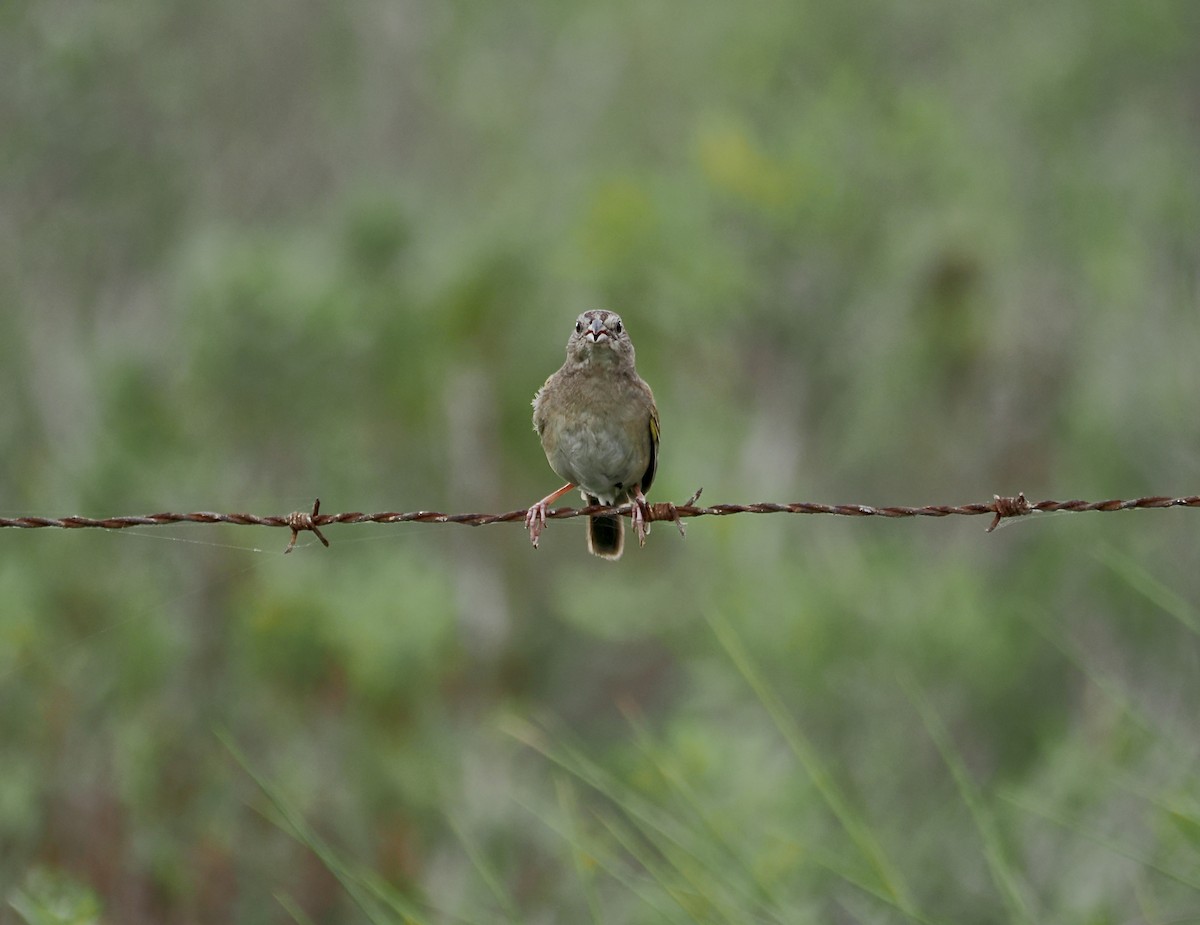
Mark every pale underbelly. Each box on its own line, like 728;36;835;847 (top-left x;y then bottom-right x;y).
548;425;642;501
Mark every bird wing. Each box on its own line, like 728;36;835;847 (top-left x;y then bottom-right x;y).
641;404;659;496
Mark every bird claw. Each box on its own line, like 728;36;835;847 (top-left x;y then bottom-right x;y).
632;491;651;548
524;483;576;551
525;502;548;548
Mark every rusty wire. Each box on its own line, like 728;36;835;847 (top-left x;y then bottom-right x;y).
0;490;1197;553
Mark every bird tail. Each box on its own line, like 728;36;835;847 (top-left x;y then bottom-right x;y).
587;513;624;559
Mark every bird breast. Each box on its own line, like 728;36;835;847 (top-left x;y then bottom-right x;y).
541;402;644;502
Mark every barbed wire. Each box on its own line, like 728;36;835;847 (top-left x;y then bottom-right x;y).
1;490;1197;553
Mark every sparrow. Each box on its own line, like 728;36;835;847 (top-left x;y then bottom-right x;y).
525;310;659;559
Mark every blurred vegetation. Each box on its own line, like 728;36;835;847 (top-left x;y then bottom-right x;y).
2;0;1200;922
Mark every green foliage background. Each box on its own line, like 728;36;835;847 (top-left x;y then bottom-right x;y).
3;1;1200;922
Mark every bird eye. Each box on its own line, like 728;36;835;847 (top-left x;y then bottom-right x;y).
613;320;623;334
575;320;585;334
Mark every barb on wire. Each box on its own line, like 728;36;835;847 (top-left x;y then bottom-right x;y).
1;488;1198;553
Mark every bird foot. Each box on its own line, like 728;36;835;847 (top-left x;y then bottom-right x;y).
632;489;651;548
524;501;548;548
525;482;575;550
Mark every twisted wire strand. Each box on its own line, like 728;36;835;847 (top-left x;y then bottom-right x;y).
1;490;1197;552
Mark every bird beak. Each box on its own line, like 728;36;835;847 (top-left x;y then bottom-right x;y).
588;317;609;343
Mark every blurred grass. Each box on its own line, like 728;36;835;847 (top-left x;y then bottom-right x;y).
3;0;1200;922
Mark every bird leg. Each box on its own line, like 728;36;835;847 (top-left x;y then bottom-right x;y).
525;482;574;548
631;484;651;547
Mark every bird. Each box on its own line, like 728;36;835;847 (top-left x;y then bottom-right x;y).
525;310;659;559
